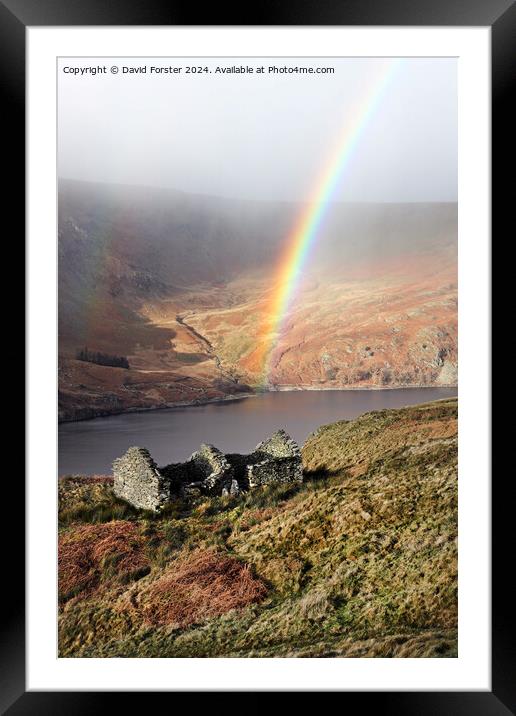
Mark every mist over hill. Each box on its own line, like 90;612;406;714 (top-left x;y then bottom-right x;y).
58;179;457;421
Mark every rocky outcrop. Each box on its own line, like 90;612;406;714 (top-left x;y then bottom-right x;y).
436;360;458;385
112;430;303;511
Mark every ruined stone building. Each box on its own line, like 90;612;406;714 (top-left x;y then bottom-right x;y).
113;429;303;512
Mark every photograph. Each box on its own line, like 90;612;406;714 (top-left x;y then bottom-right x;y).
56;55;459;659
0;0;503;704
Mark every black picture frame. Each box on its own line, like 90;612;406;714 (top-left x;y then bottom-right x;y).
3;0;511;711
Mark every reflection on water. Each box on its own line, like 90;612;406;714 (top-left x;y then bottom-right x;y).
58;387;457;476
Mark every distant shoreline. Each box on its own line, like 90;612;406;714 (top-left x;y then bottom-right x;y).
59;383;457;425
263;383;458;393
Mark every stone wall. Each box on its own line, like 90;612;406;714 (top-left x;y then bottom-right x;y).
112;430;303;510
254;429;302;460
160;461;195;494
225;452;258;489
186;444;234;495
247;456;303;488
161;444;234;496
246;429;303;487
113;447;169;512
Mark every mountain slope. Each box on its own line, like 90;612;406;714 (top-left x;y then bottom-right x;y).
58;398;458;657
59;179;457;419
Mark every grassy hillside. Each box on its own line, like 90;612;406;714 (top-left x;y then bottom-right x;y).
58;398;457;657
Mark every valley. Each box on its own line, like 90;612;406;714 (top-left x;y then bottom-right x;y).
58;180;457;421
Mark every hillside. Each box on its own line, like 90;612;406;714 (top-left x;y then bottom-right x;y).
58;180;457;420
58;398;458;658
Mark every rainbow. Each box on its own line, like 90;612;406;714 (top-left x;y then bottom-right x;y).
255;59;403;385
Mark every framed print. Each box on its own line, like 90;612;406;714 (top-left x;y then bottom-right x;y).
3;0;512;710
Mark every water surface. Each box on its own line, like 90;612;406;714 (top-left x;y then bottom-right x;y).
58;387;457;475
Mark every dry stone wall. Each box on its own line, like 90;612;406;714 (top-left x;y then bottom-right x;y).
246;430;303;487
254;429;302;460
188;444;234;495
161;444;234;497
112;430;303;511
247;457;303;488
225;453;252;488
113;447;169;512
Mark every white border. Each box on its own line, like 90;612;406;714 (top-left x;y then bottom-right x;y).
27;27;490;691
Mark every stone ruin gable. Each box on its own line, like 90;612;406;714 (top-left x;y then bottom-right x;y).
229;430;303;490
254;429;302;461
113;447;170;512
161;444;234;497
248;429;303;488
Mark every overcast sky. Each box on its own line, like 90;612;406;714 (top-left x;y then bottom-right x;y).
58;57;457;203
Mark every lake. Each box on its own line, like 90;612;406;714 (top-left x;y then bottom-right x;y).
58;387;457;475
